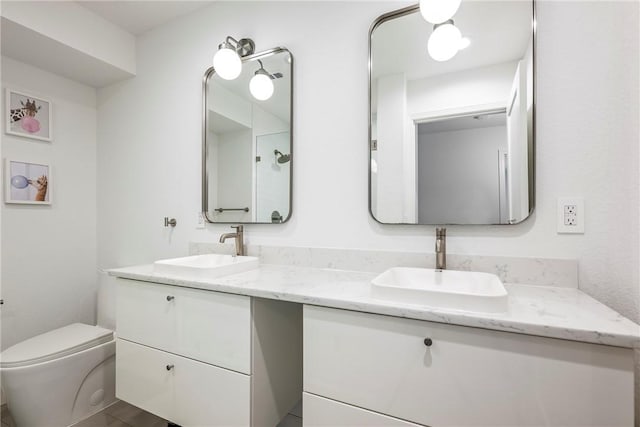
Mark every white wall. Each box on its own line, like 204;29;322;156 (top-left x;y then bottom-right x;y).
210;81;252;128
97;1;639;326
253;103;288;139
1;57;97;350
407;61;517;117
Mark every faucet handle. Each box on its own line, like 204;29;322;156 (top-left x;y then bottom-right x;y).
231;225;243;232
436;227;446;237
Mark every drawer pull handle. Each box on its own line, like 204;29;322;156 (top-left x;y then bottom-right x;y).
166;364;174;371
166;295;175;301
424;338;433;347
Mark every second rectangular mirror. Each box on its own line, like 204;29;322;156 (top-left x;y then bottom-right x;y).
369;1;535;225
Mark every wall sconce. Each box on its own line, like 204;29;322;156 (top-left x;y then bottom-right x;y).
212;36;255;80
428;20;463;62
250;60;275;101
419;0;461;24
421;0;469;62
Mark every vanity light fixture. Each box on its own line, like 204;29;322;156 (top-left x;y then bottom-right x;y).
427;20;463;62
250;60;275;101
419;0;462;24
213;36;255;80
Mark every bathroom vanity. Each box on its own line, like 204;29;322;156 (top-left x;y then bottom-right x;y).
115;278;301;427
110;260;637;427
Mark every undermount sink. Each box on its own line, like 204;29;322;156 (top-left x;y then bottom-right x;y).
153;254;259;279
371;267;508;313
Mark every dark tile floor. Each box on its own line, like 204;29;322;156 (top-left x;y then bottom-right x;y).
2;401;166;427
1;405;14;427
1;399;302;427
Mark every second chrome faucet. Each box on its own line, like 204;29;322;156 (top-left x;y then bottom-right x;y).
219;225;245;256
435;227;446;271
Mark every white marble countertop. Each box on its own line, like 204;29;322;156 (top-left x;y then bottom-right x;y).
109;263;640;349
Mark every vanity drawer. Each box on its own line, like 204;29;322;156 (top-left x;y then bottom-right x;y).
303;305;633;427
116;338;250;427
116;278;251;373
303;393;422;427
115;339;173;422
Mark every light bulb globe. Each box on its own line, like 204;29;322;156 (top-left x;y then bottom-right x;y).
250;73;274;101
213;47;242;80
428;23;462;62
419;0;462;24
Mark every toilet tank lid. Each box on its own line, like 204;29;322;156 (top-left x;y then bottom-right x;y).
0;323;113;368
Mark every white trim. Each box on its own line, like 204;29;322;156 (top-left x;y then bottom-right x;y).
410;101;507;124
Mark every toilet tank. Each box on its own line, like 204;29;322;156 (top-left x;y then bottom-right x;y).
97;270;116;330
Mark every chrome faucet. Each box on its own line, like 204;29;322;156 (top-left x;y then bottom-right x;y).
219;225;245;256
435;227;446;271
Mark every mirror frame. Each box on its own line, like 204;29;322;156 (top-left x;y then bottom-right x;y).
202;47;294;224
368;2;536;225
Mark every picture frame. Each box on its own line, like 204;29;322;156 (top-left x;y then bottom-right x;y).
5;89;52;142
4;159;52;205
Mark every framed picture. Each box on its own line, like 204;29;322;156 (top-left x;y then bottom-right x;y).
5;89;52;142
4;159;52;205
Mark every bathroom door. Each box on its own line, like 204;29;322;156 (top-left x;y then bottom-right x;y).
255;132;290;223
506;61;529;223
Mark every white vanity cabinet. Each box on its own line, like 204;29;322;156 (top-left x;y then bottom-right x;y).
303;305;634;427
116;278;302;427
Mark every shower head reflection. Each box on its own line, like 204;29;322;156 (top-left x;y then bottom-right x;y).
274;149;290;164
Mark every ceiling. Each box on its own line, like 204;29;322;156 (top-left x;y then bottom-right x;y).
76;1;214;35
372;1;533;81
1;17;134;87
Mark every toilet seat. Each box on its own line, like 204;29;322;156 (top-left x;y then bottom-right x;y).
1;323;113;369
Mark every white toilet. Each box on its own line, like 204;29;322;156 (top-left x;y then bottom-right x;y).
0;272;117;427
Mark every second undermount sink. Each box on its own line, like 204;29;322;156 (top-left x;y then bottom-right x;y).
153;254;259;279
371;267;508;313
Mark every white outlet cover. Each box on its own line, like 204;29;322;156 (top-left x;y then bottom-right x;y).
557;197;584;234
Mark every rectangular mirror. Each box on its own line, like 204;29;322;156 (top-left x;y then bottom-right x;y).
369;1;535;225
203;48;293;223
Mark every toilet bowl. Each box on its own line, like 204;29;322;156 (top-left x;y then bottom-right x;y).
0;272;117;426
1;324;116;426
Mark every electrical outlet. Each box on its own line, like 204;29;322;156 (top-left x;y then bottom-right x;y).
557;198;584;234
564;204;577;226
196;212;205;229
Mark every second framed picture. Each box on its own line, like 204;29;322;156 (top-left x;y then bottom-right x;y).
4;159;52;205
5;89;52;142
